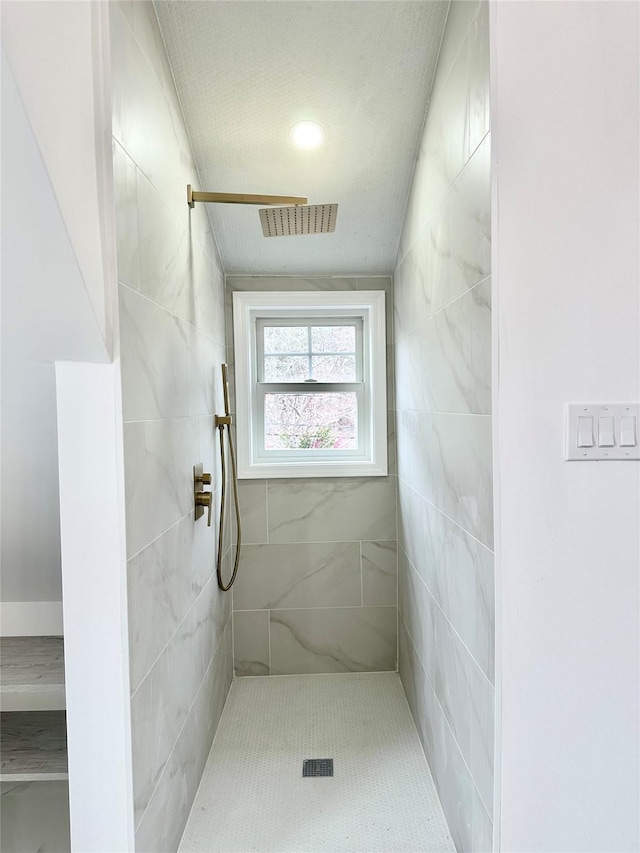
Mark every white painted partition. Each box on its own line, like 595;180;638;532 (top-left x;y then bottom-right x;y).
55;361;134;852
492;2;640;850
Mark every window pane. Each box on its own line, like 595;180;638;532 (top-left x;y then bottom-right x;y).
264;393;357;450
264;355;309;382
311;354;357;382
263;326;308;354
311;325;356;353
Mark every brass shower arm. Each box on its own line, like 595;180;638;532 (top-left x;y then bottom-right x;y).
187;184;307;208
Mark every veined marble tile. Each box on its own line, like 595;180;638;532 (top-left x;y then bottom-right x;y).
472;786;493;853
136;173;196;326
226;276;359;293
128;514;194;694
398;619;428;754
396;283;490;416
397;412;434;507
236;480;267;544
362;540;397;606
270;606;397;675
267;478;397;543
468;2;491;155
134;628;231;851
469;661;494;816
397;7;488;265
123;417;197;558
397;141;490;342
116;0;182;128
394;232;434;341
111;6;199;218
233;542;361;611
397;479;431;588
434;604;472;762
430;412;493;547
119;283;189;421
426;682;475;853
131;577;229;824
193;245;225;346
185;324;225;417
233;610;269;677
431;1;483;104
399;547;435;682
424;500;495;682
432;137;491;314
113;140;139;289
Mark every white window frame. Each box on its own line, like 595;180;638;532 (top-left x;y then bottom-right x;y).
233;290;388;479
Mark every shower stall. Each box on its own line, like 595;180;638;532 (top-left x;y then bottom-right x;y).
109;1;493;850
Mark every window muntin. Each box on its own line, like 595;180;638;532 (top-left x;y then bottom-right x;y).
256;318;364;457
232;291;387;479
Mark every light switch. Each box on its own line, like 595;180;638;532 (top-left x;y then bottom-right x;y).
598;416;615;447
566;403;640;460
620;416;637;447
577;416;593;447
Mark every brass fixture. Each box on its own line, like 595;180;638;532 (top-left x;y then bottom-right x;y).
194;463;213;526
187;184;307;208
216;364;242;591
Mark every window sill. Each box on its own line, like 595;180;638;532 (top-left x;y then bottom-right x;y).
238;458;388;479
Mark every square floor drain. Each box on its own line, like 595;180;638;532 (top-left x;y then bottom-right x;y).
302;758;333;778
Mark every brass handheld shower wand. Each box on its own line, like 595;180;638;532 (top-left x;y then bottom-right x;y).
216;364;242;591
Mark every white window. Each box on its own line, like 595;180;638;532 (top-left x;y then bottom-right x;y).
233;291;387;478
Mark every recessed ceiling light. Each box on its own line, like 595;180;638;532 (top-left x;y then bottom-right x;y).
289;121;324;150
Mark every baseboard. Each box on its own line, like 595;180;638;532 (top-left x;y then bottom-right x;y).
0;601;64;636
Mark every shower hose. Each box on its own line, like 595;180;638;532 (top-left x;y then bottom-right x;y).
216;364;242;591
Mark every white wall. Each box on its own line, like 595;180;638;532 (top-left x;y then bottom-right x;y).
2;4;135;849
492;2;640;850
1;0;116;610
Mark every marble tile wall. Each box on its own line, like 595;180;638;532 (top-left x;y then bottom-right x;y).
226;276;398;676
393;3;494;851
110;4;232;850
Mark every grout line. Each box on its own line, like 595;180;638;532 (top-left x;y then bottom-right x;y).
267;609;272;675
236;669;398;681
116;7;226;272
234;604;396;613
425;654;493;819
394;409;492;418
230;538;397;547
126;508;194;562
264;480;269;545
399;541;494;691
394;127;491;272
394;273;492;345
131;567;218;699
133;624;228;834
118;278;225;352
359;541;364;606
398;477;494;554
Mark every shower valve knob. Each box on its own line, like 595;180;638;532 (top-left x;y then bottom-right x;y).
195;491;212;527
193;463;213;526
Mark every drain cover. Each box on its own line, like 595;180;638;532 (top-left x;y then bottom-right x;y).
302;758;333;778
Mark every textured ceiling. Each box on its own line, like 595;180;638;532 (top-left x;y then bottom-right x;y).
154;1;448;275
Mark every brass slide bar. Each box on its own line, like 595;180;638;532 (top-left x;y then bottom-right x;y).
187;184;307;208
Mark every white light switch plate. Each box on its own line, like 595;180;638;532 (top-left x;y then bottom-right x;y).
566;403;640;460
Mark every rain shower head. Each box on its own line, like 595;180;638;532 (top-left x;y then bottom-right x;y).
186;185;338;238
259;204;338;237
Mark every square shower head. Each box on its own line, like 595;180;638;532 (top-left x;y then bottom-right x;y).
259;204;338;237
